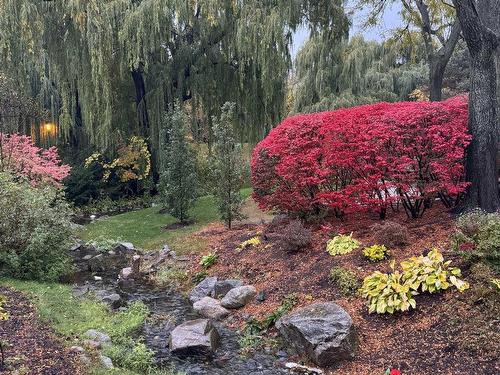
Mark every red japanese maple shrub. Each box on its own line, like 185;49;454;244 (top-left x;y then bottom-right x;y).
0;133;70;187
251;96;470;218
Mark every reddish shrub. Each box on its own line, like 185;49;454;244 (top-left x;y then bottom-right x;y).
371;221;410;248
0;133;70;187
251;97;471;218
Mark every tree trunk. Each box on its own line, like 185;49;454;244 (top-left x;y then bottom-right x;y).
131;66;150;137
429;57;446;101
453;0;500;212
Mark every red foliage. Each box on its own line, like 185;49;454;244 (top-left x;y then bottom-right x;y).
251;97;471;218
0;133;70;187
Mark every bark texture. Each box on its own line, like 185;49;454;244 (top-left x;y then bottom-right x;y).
453;0;500;212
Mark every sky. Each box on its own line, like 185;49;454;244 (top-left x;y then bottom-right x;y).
291;3;403;58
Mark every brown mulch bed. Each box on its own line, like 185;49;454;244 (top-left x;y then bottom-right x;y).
186;206;500;375
0;287;82;375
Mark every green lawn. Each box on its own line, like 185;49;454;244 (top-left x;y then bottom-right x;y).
78;188;252;253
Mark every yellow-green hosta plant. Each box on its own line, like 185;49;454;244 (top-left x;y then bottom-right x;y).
360;265;417;314
326;233;361;256
401;249;469;293
237;236;261;252
363;244;389;262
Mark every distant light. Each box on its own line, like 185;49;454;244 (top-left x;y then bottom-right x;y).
42;122;57;133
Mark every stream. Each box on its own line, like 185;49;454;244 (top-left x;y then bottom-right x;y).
71;267;291;375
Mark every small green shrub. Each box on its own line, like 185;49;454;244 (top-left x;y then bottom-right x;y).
199;252;218;269
89;237;122;252
0;172;72;281
329;267;360;296
452;209;500;272
363;245;389;262
326;233;360;256
360;249;469;314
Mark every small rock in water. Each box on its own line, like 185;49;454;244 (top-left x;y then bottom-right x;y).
99;355;114;369
119;267;133;280
220;285;257;309
169;319;220;357
189;277;217;304
93;276;102;281
193;297;230;320
285;362;324;375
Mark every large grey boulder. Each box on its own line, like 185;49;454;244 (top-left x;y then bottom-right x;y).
220;285;257;309
189;277;217;304
276;302;356;367
169;319;219;357
193;297;230;320
212;279;243;298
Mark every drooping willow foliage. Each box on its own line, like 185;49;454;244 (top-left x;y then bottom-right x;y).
292;35;428;113
0;0;348;158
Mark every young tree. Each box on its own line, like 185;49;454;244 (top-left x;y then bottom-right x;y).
452;0;500;212
159;105;197;223
210;102;246;229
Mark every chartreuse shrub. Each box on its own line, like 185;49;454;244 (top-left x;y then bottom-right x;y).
0;172;72;281
361;267;417;314
237;236;261;251
326;233;360;256
329;267;360;297
0;294;8;320
363;245;389;262
360;249;469;314
452;209;500;272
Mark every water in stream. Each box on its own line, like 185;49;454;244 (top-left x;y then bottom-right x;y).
73;272;291;375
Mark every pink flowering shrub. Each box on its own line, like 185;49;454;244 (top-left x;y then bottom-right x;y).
0;133;70;187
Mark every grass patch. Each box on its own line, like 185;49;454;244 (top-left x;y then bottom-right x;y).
1;278;181;375
78;189;252;252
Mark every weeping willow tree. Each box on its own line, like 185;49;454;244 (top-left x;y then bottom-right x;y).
292;35;428;113
0;0;348;161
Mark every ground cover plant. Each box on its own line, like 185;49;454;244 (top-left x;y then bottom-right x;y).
252;97;470;219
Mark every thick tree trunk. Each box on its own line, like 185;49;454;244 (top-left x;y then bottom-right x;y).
131;66;150;137
429;58;446;101
453;0;500;212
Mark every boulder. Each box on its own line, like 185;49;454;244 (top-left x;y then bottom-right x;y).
189;277;217;304
119;267;133;280
85;329;111;346
115;242;135;253
220;285;257;309
276;302;356;367
193;297;230;320
169;319;219;357
99;355;114;369
212;279;243;298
